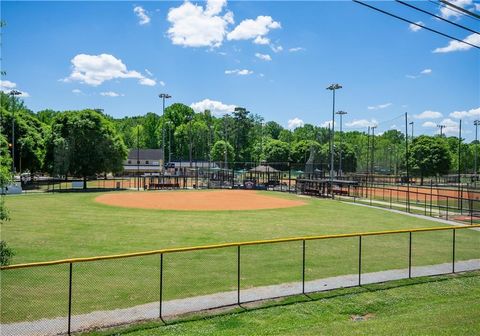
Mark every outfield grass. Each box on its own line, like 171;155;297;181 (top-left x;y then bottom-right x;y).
86;271;480;336
1;191;479;323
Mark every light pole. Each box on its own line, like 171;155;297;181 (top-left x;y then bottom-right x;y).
474;120;479;179
371;125;377;178
9;90;22;177
326;83;342;197
336;110;347;176
437;124;446;136
166;121;173;163
159;93;171;169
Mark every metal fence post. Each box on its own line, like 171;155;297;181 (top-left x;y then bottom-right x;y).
446;197;449;220
68;262;73;335
237;245;241;305
358;235;362;286
302;240;306;294
159;253;164;320
408;232;412;279
452;229;456;273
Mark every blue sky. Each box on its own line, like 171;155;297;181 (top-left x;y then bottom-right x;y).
1;0;479;139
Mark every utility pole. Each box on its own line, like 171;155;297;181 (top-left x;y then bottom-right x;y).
371;125;377;179
405;113;410;212
366;126;371;196
458;120;462;203
9;90;22;177
137;126;140;191
336;110;348;176
474;120;480;180
159;93;171;168
326;83;342;198
437;124;446;136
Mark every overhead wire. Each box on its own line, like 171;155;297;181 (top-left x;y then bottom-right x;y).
353;0;480;50
427;0;480;21
395;0;479;35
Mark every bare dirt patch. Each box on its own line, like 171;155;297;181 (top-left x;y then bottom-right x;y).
95;190;306;211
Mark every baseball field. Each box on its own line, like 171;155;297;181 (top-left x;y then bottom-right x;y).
1;190;479;328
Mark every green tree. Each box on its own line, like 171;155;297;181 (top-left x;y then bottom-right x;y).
290;140;322;163
263;139;290;163
49;110;128;188
410;136;451;185
210;140;234;163
0;133;14;266
264;121;283;140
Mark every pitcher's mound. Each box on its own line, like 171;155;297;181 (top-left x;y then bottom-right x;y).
95;190;306;211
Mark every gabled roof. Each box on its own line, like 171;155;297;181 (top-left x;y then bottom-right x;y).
127;149;163;160
249;165;279;173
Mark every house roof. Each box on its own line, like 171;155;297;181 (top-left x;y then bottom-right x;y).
127;149;163;160
249;165;279;173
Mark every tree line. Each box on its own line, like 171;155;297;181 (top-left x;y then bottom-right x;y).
0;92;477;183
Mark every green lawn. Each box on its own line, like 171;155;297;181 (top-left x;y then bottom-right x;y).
1;191;479;323
86;271;480;336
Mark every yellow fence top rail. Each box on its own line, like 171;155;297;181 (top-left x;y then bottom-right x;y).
2;224;479;270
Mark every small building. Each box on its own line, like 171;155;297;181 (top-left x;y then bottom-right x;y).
123;149;164;176
165;161;220;176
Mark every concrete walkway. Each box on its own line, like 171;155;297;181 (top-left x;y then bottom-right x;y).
2;259;479;336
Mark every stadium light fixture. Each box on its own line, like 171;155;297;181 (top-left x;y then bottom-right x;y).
326;84;342;197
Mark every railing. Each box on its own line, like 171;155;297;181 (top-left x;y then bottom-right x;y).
1;225;479;335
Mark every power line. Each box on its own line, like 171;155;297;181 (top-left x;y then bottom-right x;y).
428;0;480;21
353;0;480;50
440;0;480;20
396;0;479;35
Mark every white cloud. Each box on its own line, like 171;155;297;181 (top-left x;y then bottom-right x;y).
0;80;16;89
159;80;166;87
167;0;233;48
289;47;305;52
449;107;480;119
367;103;392;110
145;69;154;77
62;53;156;86
422;121;437;128
0;80;29;97
190;98;236;115
253;36;270;45
72;89;83;94
134;6;151;25
227;16;280;43
439;0;472;19
320;120;333;128
270;44;283;53
139;77;157;86
346;119;378;128
433;33;480;53
414;110;443;119
100;91;123;97
255;53;272;61
441;118;460;135
409;21;423;32
225;69;253;75
406;68;432;79
287;117;304;130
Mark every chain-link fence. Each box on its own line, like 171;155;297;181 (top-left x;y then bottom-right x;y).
1;225;479;336
342;183;480;225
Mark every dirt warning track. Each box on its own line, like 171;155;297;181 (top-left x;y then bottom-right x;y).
95;190;306;211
